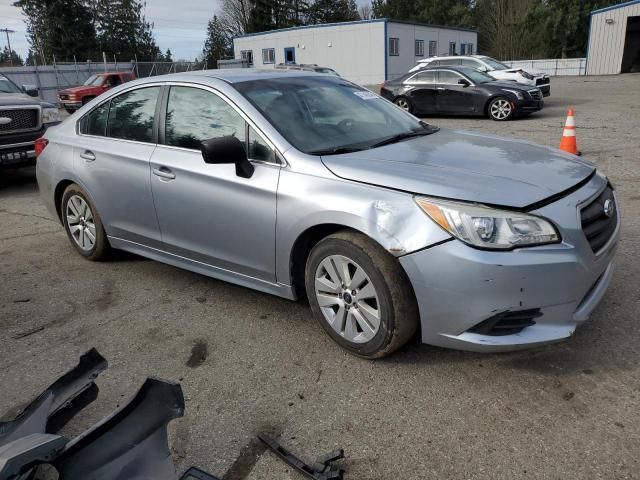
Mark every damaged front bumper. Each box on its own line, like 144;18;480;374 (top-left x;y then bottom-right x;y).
400;176;620;352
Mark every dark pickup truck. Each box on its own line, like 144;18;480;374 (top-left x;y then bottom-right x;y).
0;74;61;170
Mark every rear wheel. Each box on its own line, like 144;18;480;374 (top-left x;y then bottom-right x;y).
305;231;418;359
393;96;413;114
61;184;110;261
488;97;514;121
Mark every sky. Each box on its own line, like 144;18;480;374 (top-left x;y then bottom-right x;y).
0;0;368;63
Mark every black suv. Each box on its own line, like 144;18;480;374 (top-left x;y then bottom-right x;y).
0;74;61;170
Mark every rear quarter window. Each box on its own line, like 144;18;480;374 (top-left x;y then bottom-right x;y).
79;101;109;136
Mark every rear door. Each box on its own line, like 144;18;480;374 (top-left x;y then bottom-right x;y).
74;85;162;248
404;70;436;114
149;84;281;282
435;70;477;114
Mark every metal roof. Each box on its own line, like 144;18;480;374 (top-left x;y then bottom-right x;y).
592;0;640;15
234;18;477;40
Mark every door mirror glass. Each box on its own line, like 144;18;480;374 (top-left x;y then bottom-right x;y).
458;78;471;87
201;136;254;178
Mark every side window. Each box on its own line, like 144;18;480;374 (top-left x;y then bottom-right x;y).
106;86;160;143
389;37;399;56
437;71;463;85
459;59;480;69
415;39;424;57
80;101;109;136
440;58;460;66
262;48;275;64
248;126;275;163
165;86;246;150
108;75;122;87
408;71;435;85
449;42;456;55
428;41;437;57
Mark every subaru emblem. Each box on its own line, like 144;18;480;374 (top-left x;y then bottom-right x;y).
603;199;614;218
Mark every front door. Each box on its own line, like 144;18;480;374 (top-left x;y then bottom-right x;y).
149;85;280;282
284;47;295;64
435;70;477;114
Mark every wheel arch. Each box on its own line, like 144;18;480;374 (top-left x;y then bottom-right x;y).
289;223;365;298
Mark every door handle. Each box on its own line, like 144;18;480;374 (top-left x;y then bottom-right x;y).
436;87;445;90
80;150;95;162
152;167;176;180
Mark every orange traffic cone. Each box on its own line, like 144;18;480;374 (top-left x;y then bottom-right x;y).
559;108;580;155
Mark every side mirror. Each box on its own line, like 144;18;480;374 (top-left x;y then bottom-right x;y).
457;78;471;87
23;84;39;97
200;136;254;178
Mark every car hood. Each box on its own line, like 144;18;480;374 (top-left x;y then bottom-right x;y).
59;85;96;95
320;129;594;208
0;92;43;106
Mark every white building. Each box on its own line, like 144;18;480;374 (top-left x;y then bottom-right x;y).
587;0;640;75
233;19;478;85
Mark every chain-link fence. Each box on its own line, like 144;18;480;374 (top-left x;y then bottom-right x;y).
0;60;203;105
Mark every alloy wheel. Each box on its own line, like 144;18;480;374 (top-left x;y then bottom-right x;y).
66;194;96;251
490;99;512;120
314;254;381;344
394;98;410;111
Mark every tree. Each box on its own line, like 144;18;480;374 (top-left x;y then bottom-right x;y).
359;3;372;20
307;0;359;24
371;0;474;27
202;15;232;68
220;0;252;36
14;0;97;62
94;0;161;61
0;46;24;66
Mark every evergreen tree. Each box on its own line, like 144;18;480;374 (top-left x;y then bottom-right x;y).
307;0;358;24
14;0;97;62
202;15;232;68
94;0;160;61
0;46;24;67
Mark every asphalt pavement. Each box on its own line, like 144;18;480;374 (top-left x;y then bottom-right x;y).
1;74;639;479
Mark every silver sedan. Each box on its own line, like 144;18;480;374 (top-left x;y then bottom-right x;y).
36;70;619;358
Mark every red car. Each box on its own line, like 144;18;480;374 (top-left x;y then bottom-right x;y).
58;71;136;113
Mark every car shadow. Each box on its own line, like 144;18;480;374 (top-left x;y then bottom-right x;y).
0;167;38;191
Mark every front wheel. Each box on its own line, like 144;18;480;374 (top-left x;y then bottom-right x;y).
488;97;514;121
305;231;418;359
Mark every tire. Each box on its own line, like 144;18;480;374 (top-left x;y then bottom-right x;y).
61;184;110;261
305;231;419;359
487;96;514;121
393;96;413;114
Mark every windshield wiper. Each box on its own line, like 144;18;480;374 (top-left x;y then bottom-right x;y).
308;146;366;156
369;125;439;149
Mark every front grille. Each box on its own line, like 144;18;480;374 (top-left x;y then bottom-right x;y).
0;108;40;133
535;76;549;86
468;309;542;336
580;185;617;253
528;89;542;100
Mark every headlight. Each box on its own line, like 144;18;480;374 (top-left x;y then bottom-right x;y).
42;107;60;124
415;197;560;250
519;70;534;80
502;88;523;100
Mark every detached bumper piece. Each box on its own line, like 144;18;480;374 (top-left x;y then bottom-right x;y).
258;433;345;480
0;348;107;446
0;350;219;480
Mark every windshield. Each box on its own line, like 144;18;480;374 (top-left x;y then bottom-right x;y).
83;74;105;86
234;76;431;154
461;68;495;84
0;75;22;94
482;57;510;70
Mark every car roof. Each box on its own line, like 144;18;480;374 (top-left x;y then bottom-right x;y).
418;55;487;63
133;68;327;85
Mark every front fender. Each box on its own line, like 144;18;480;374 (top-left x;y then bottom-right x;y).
275;167;450;285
